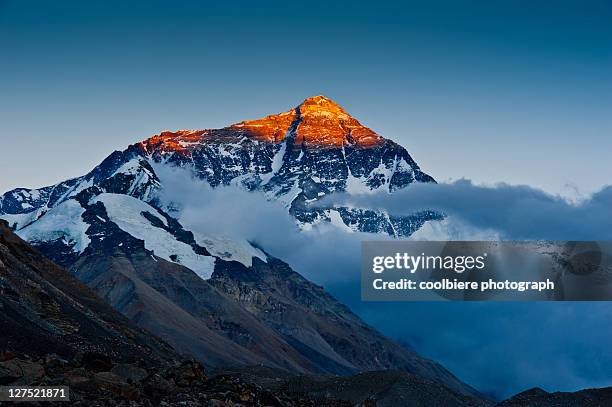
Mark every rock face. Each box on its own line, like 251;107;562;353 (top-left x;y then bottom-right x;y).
0;219;175;364
210;258;473;385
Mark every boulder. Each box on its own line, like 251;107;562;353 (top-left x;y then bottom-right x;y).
0;358;44;385
143;373;176;398
111;363;148;384
0;359;22;385
93;371;139;400
172;361;207;387
81;351;113;372
0;351;16;362
63;368;92;387
44;353;68;369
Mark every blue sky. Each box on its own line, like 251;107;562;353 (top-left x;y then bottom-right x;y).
1;0;611;196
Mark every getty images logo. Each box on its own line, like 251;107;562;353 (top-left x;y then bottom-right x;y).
372;252;488;274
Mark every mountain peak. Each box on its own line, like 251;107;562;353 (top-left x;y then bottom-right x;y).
293;95;382;147
139;96;385;155
299;94;342;109
230;95;383;148
297;95;350;121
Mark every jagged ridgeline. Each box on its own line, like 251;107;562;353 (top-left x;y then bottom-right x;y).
0;95;440;237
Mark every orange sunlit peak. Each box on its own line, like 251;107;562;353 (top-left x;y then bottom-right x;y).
140;96;384;151
299;95;343;109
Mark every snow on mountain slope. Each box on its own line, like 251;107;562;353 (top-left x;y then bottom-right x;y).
193;233;266;267
0;153;161;227
0;209;46;230
3;186;266;281
0;94;446;274
131;95;441;236
93;193;215;280
17;200;90;253
110;157;160;201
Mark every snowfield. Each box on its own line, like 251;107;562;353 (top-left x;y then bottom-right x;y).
193;233;266;267
94;193;216;280
18;200;91;253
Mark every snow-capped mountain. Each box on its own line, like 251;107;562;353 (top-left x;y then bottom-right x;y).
0;95;440;238
0;96;482;397
0;95;443;283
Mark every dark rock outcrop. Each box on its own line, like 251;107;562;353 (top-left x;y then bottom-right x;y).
496;386;612;407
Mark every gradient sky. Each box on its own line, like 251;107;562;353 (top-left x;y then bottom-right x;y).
1;0;611;196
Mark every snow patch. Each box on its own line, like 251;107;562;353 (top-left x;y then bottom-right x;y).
18;200;91;253
262;139;287;184
0;209;45;230
95;193;215;279
112;158;159;200
194;233;266;267
345;172;374;195
112;158;143;176
327;209;355;233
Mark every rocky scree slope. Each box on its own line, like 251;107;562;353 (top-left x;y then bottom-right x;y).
0;218;175;364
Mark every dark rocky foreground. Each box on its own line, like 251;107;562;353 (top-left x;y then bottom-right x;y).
3;352;612;407
0;352;494;406
0;351;353;406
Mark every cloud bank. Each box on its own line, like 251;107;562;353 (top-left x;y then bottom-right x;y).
319;179;612;240
153;164;385;285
